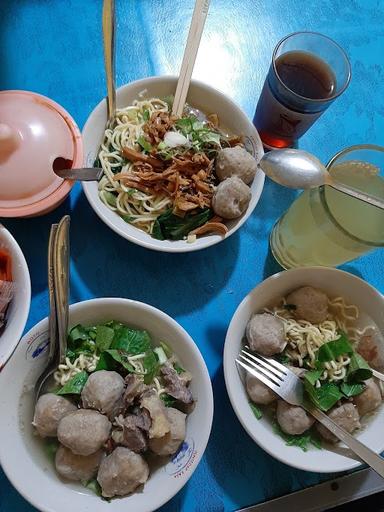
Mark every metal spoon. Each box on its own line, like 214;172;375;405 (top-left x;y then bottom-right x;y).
259;148;384;210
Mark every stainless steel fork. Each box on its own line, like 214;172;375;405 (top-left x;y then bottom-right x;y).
237;347;384;479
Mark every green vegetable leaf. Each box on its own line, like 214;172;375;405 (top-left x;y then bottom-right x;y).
275;353;290;365
103;191;117;208
85;479;110;501
160;393;176;407
43;438;60;461
111;326;151;355
273;422;322;452
163;95;174;109
160;341;173;358
152;220;165;240
175;116;196;135
142;109;150;122
95;349;135;373
304;381;343;412
174;363;185;375
347;353;372;382
120;214;135;223
340;382;366;398
143;350;159;384
154;208;213;241
68;324;89;344
316;333;353;362
57;371;89;395
137;135;153;153
95;325;115;352
249;401;263;420
304;369;323;386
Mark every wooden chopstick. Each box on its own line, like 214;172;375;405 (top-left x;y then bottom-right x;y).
172;0;210;117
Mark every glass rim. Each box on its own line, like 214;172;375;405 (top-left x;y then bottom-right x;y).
320;144;384;247
272;31;352;104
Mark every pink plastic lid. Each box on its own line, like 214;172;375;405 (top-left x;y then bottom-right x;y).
0;91;83;217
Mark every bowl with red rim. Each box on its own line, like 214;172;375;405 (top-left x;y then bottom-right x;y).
0;90;83;217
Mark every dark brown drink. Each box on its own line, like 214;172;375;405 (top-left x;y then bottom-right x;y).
253;33;351;149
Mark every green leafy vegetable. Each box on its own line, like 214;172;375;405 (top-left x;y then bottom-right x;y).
249;401;263;420
137;135;153;153
143;351;159;384
347;353;372;382
304;369;323;386
160;341;173;358
120;214;135;223
110;326;151;355
85;479;110;501
142;109;150;122
275;353;290;365
95;325;115;352
153;208;213;241
57;371;89;395
163;95;174;109
68;324;90;344
95;350;135;373
161;393;176;407
304;381;343;412
340;382;366;398
316;333;353;362
103;191;117;208
174;363;185;375
152;220;165;240
273;423;322;452
43;438;60;461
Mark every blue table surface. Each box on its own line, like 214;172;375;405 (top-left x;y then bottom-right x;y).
1;1;384;511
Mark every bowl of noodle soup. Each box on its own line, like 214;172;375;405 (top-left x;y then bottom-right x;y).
82;76;264;252
223;267;384;473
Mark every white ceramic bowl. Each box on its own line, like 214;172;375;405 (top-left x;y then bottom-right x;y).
0;298;213;512
82;76;265;252
223;267;384;473
0;224;31;366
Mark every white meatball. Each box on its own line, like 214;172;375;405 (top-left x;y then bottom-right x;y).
212;176;251;219
33;393;77;438
286;286;329;324
216;146;258;184
149;408;186;456
276;401;315;435
316;403;360;443
97;447;149;498
246;373;276;405
246;313;286;356
58;409;111;456
81;370;125;418
55;445;104;482
353;379;382;417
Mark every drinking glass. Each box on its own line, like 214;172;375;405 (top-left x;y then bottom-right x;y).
254;32;351;149
270;145;384;268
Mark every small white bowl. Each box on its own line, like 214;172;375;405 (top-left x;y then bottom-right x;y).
0;298;213;512
82;76;265;253
223;267;384;474
0;224;31;367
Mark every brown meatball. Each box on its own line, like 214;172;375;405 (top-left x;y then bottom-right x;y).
316;403;360;443
276;401;315;435
286;286;329;324
55;445;104;482
57;409;111;456
97;447;149;498
246;313;286;356
215;146;258;184
246;373;276;405
33;393;77;438
81;370;125;419
149;407;186;456
212;176;252;219
353;379;382;417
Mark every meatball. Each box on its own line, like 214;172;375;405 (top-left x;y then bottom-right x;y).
149;408;186;456
286;286;329;324
212;176;251;219
57;409;111;456
276;401;315;435
55;445;104;482
353;379;382;417
33;393;77;438
215;146;258;184
246;373;276;405
81;370;125;418
357;331;384;370
97;447;149;498
316;403;360;443
246;313;286;356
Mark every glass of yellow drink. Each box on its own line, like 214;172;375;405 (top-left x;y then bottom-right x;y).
270;144;384;268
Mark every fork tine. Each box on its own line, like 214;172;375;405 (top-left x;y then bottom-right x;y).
245;346;289;373
241;349;285;379
238;353;282;386
236;359;281;394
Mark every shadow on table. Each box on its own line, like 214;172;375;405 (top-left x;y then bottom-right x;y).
69;193;240;317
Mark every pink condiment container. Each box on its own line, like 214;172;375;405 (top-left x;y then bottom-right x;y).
0;90;83;217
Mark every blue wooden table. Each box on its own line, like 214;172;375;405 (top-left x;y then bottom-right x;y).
1;1;384;511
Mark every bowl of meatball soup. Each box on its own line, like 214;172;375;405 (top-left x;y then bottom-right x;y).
224;267;384;473
0;298;213;512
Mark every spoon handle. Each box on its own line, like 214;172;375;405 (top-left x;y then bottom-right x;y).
328;180;384;210
54;216;70;365
102;0;116;126
47;224;59;364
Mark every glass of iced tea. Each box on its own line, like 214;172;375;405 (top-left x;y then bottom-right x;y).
254;32;351;149
270;145;384;268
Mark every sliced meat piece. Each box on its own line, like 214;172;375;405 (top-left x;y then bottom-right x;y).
111;412;151;453
140;391;170;439
123;374;148;406
161;365;193;404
